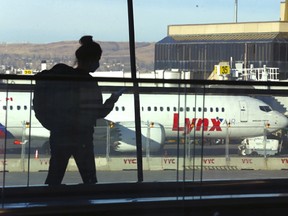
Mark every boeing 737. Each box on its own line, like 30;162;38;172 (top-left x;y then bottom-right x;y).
0;91;287;153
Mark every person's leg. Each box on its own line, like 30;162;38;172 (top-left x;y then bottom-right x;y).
73;136;97;184
45;133;71;185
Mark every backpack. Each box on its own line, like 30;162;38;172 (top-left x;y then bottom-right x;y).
33;64;77;130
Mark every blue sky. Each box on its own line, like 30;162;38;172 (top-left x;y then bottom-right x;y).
0;0;282;43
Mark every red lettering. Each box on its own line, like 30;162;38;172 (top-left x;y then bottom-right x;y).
209;118;222;131
172;113;184;131
196;118;209;131
6;97;13;101
242;159;253;164
281;159;288;164
163;158;175;164
203;159;215;164
124;159;137;164
172;114;222;133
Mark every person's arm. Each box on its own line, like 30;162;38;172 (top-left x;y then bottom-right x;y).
97;88;126;118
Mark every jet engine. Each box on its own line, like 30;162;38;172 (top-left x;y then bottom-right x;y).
110;121;166;153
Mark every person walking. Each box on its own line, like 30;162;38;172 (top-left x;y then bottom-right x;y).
33;35;122;185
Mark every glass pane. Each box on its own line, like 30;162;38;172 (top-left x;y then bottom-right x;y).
0;0;134;186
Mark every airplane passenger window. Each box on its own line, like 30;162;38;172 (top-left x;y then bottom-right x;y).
198;107;201;112
210;107;213;112
204;107;207;112
173;107;177;112
148;106;151;111
121;106;125;111
222;107;225;112
167;107;170;111
186;107;190;112
3;106;6;110
216;107;219;112
180;107;184;112
10;106;13;110
17;105;20;110
193;107;196;112
160;107;164;111
115;106;119;111
24;105;27;110
154;107;157;111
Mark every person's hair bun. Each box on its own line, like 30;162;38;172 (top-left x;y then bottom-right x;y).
76;35;102;61
79;35;93;46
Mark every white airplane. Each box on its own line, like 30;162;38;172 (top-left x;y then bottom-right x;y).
0;91;287;153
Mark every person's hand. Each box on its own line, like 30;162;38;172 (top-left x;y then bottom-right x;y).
110;88;127;102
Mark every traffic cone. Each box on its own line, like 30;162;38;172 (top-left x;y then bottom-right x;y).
35;149;39;159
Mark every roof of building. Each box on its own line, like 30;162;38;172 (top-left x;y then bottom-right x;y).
157;32;288;44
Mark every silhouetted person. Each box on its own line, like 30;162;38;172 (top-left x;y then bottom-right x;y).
33;35;121;185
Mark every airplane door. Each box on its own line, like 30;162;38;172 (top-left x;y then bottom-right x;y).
239;101;248;122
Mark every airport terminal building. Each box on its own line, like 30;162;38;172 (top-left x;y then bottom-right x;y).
155;3;288;80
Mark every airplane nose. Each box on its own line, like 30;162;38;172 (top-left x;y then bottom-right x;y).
277;113;288;129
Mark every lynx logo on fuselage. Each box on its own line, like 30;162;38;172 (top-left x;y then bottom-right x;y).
172;113;223;133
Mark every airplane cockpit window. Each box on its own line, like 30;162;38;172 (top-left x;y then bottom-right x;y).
259;106;272;112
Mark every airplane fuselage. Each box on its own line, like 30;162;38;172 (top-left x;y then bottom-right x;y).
0;92;287;152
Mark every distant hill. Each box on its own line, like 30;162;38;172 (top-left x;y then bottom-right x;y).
0;41;155;72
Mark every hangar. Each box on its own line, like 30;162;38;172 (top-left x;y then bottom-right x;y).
155;2;288;80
